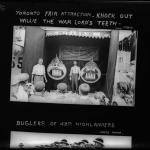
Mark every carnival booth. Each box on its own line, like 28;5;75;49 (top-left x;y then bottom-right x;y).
44;28;111;92
21;27;119;100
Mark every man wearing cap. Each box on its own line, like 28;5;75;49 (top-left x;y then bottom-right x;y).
28;81;47;102
69;61;80;93
31;58;47;86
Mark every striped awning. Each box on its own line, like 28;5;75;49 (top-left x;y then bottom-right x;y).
46;29;111;39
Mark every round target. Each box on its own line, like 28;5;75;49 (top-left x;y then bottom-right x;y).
47;56;67;80
80;60;101;83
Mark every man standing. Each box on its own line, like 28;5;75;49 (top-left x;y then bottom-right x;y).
31;58;47;85
69;61;80;93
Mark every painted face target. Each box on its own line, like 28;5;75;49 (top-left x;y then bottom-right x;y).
80;60;101;83
47;55;67;80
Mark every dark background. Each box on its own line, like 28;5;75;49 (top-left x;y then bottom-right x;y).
0;0;150;149
44;36;110;92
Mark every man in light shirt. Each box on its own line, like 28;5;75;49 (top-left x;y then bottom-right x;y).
31;58;47;86
69;61;80;93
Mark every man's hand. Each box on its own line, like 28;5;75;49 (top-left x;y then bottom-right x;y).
69;76;72;81
44;74;48;83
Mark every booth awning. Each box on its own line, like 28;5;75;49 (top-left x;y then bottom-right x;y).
45;28;111;39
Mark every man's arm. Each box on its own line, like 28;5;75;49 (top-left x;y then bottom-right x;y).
43;66;47;82
31;74;34;83
44;74;47;83
31;66;35;83
69;67;72;80
78;67;80;80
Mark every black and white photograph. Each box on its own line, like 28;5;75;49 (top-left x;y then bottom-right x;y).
10;131;132;149
10;26;137;106
1;0;150;149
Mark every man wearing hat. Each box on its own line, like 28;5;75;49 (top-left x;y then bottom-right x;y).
10;73;29;102
69;61;80;93
31;58;47;86
10;75;20;101
93;138;104;148
59;139;69;148
28;81;47;102
94;91;110;105
16;73;29;102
